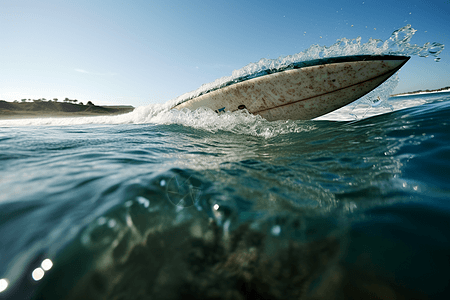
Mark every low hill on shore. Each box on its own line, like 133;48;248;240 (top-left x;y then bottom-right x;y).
0;100;134;119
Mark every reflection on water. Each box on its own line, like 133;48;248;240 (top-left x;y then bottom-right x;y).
0;278;8;293
31;259;54;282
0;259;53;295
32;268;45;281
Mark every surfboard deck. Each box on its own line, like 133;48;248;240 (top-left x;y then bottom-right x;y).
172;55;410;121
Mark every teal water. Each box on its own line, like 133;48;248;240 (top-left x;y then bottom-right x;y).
1;92;450;299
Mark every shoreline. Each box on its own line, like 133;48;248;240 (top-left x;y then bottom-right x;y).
391;87;450;97
0;110;134;120
0;100;134;120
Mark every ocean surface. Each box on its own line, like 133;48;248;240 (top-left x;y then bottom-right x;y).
1;90;450;299
1;24;448;299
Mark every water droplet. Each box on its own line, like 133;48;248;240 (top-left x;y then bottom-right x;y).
271;225;281;236
428;44;443;55
137;196;150;208
108;219;117;228
97;217;106;225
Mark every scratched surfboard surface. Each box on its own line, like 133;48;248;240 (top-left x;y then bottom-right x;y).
173;55;409;120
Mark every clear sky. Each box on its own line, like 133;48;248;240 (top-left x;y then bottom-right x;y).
1;0;449;107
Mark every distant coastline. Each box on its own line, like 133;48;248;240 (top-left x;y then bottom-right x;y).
391;86;450;97
0;99;134;119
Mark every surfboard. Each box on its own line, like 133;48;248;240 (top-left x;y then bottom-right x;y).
172;55;410;121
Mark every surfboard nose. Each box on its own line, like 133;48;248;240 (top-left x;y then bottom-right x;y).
374;55;410;73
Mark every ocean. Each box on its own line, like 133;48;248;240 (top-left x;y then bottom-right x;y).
1;24;449;299
1;91;450;299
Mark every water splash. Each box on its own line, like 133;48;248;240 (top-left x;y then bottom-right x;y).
0;105;316;138
347;72;399;120
167;25;444;110
383;26;444;61
146;107;316;138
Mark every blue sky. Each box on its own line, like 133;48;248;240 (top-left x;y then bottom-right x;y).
1;0;449;107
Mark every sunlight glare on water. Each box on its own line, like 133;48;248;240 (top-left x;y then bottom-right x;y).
0;279;8;293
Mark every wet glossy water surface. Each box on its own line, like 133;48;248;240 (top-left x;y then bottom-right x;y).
1;92;450;299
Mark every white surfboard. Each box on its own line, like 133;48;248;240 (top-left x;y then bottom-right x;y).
172;55;410;121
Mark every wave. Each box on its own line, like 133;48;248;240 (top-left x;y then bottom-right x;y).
0;25;443;130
